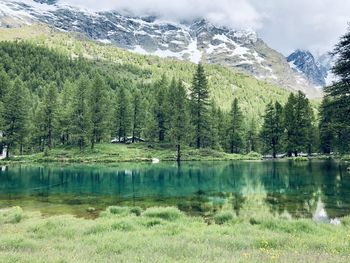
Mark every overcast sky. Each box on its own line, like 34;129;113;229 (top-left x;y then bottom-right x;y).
60;0;349;55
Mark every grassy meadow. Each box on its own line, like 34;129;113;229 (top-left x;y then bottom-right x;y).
0;206;350;263
0;143;262;164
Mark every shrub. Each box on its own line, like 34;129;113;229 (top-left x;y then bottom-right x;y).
293;156;309;162
0;207;23;224
214;211;235;225
143;207;183;221
130;207;142;216
111;221;135;231
144;219;163;228
108;206;129;216
247;152;262;160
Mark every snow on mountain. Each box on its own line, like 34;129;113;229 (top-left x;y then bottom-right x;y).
287;50;336;88
0;0;322;97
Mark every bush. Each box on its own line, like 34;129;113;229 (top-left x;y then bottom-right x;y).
143;207;183;221
111;221;135;231
0;206;23;224
108;206;129;216
249;217;261;225
247;152;262;160
293;156;309;162
130;207;142;216
214;211;235;225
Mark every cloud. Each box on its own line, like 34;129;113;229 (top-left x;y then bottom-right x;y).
60;0;262;30
60;0;349;55
251;0;350;55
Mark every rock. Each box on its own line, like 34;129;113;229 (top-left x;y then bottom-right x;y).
87;207;96;213
152;158;160;164
330;218;341;226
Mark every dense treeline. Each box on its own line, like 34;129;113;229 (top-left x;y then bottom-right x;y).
0;42;321;160
319;26;350;154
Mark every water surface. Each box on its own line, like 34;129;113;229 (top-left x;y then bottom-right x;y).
0;161;349;219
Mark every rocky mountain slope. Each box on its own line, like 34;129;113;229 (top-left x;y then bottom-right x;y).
287;50;335;87
0;0;322;97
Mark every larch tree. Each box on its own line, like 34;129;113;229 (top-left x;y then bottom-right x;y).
90;73;109;149
227;98;244;154
37;83;58;149
71;76;91;151
190;63;210;149
115;86;132;142
260;101;284;158
283;91;313;156
2;78;29;158
58;81;74;145
154;75;169;142
168;81;193;162
319;97;334;154
323;26;350;153
131;89;146;142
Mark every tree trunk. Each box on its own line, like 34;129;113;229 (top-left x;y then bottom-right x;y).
176;144;181;163
196;136;200;149
272;144;276;158
91;139;95;150
5;146;10;159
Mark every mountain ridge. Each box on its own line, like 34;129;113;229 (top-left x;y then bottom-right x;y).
287;49;335;87
0;0;322;97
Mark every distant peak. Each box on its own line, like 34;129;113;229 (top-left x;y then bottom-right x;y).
33;0;57;4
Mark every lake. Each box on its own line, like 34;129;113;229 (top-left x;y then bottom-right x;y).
0;160;349;220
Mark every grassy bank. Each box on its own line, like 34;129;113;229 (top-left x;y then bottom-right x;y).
0;206;350;262
0;143;262;164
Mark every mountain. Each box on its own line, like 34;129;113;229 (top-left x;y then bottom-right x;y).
0;0;322;97
287;50;336;87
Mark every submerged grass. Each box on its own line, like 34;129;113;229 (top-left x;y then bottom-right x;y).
0;206;349;262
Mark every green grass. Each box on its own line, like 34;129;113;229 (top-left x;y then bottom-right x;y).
0;143;262;164
0;206;349;262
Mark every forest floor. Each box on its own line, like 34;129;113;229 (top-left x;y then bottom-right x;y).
0;206;349;263
0;143;262;164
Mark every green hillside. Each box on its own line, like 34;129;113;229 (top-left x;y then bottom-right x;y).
0;24;290;119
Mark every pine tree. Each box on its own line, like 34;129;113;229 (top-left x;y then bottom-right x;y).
71;76;91;150
208;101;221;150
323;26;350;153
90;74;109;149
283;91;313;156
58;81;74;145
0;69;11;140
115;86;132;142
2;78;29;158
168;81;193;162
131;89;146;142
0;69;10;104
246;116;259;153
154;75;169;142
217;108;227;150
227;98;244;154
37;84;58;149
0;70;10;152
319;97;334;154
190;63;210;148
260;101;284;158
143;111;158;145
